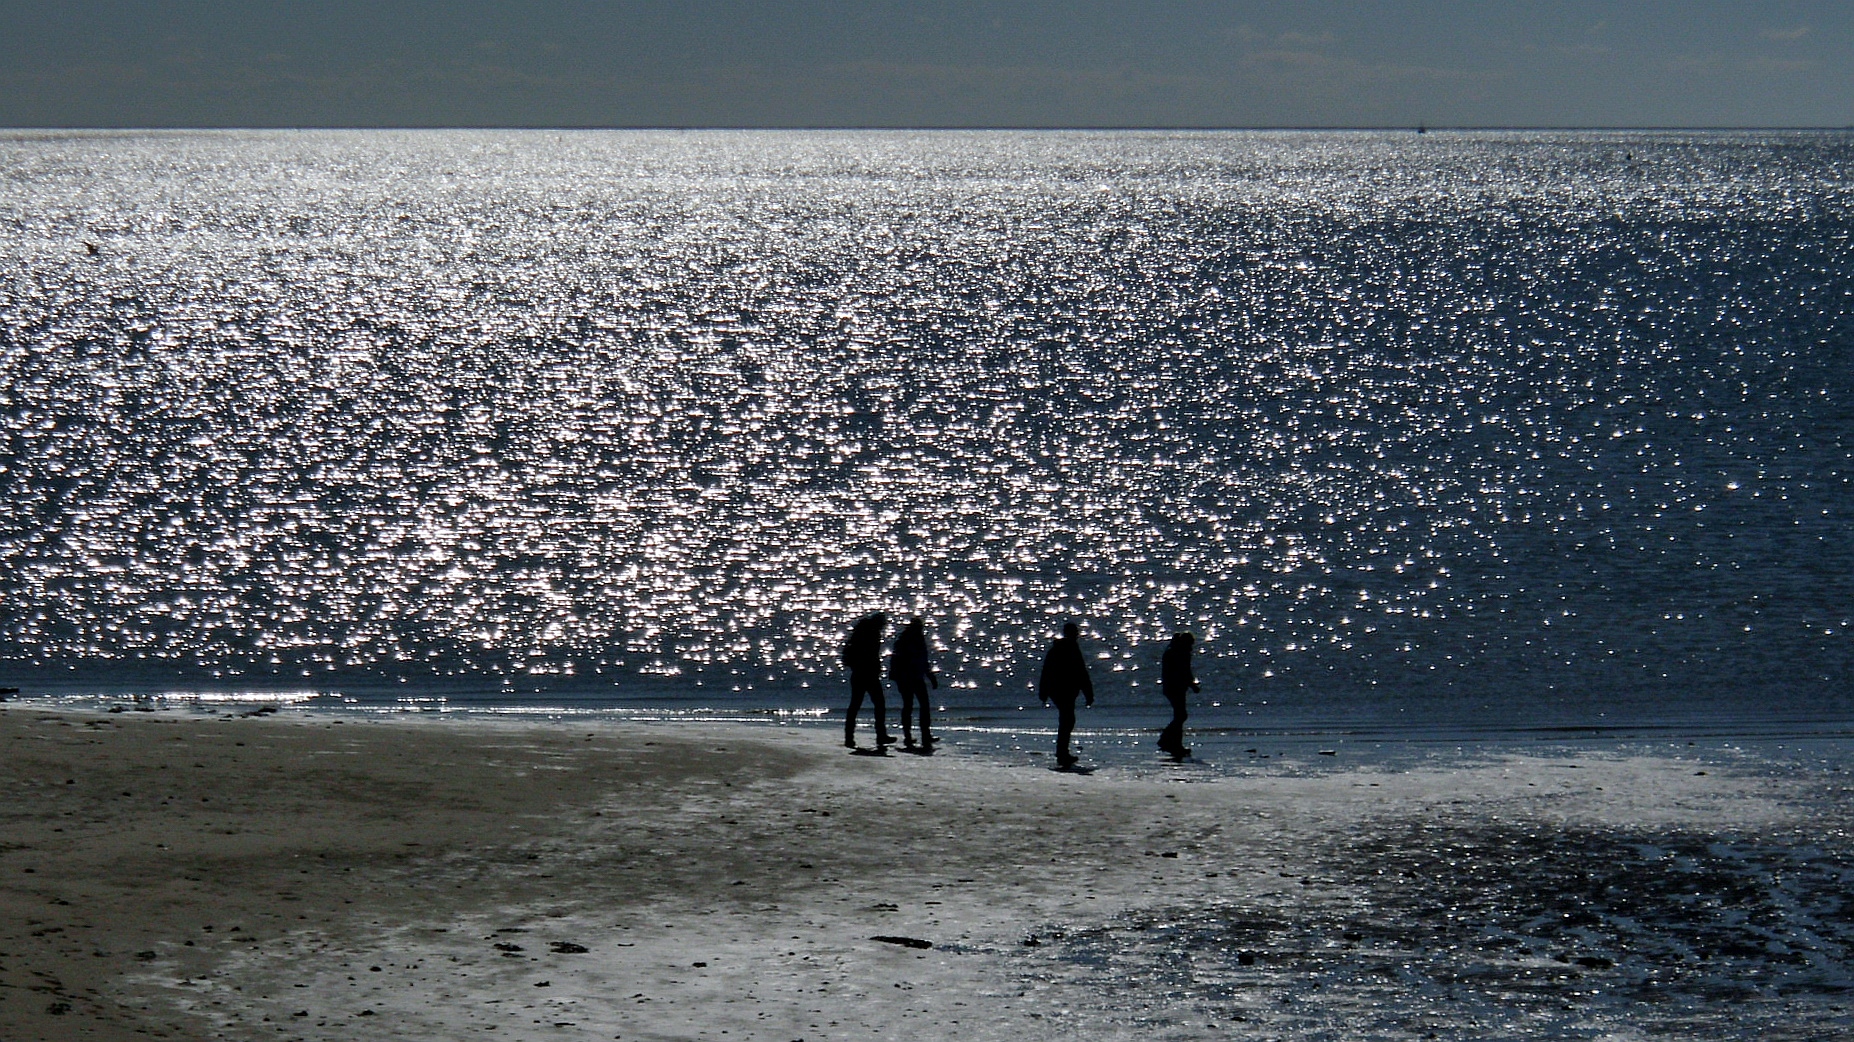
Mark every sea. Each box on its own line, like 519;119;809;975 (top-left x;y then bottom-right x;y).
7;128;1854;1041
2;128;1851;770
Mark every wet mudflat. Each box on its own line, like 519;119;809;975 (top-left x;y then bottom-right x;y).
1026;811;1854;1039
6;708;1850;1042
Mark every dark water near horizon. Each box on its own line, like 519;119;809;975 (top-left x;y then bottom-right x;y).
3;129;1851;745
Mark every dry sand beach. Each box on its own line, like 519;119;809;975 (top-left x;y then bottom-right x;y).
3;706;1851;1042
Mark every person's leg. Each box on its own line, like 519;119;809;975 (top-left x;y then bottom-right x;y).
899;684;916;746
845;683;866;747
1159;691;1185;754
870;682;893;743
917;686;933;744
1056;697;1077;764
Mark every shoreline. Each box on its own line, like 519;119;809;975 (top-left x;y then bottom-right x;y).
4;706;1849;1041
9;690;1850;779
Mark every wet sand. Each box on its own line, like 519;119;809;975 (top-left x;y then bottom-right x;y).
3;706;1850;1041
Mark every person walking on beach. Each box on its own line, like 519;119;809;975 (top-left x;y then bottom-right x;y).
890;616;939;750
844;613;896;750
1038;622;1094;769
1158;632;1200;760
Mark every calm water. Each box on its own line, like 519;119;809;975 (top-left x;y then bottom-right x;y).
2;129;1850;745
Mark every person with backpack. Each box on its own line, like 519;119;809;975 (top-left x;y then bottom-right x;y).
1158;632;1200;760
890;616;939;750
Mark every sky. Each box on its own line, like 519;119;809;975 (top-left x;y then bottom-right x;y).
2;1;1850;128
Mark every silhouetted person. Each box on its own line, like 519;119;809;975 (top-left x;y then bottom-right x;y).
843;613;895;750
1038;622;1094;768
890;616;939;749
1158;632;1200;760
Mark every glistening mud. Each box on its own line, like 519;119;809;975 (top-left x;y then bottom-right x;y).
1027;817;1854;1039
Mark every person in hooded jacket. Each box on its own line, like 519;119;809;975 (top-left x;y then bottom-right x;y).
1038;621;1094;768
843;613;895;750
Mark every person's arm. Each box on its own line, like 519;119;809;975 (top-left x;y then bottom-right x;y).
916;635;937;688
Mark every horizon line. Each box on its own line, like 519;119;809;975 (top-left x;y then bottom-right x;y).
6;123;1853;134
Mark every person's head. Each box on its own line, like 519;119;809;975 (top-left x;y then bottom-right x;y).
1062;622;1079;639
1171;632;1195;648
908;616;924;631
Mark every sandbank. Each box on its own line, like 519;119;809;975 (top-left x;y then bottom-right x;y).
2;706;1848;1041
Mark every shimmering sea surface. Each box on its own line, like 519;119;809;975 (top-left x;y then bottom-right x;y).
2;129;1851;752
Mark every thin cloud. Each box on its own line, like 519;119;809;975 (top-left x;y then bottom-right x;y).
1760;27;1811;42
1745;56;1816;74
1240;48;1485;87
1663;54;1816;77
